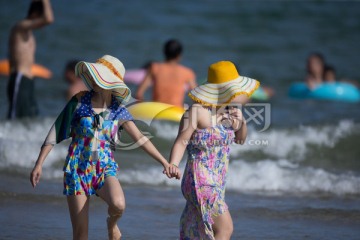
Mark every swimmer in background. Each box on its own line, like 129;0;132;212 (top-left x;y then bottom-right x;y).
324;64;359;88
7;0;54;119
136;39;197;108
324;65;336;83
305;52;325;89
64;60;87;100
123;61;153;85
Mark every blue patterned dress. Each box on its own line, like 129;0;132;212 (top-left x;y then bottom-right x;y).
44;90;133;195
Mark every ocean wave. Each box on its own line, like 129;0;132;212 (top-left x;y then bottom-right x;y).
151;119;358;161
232;119;358;160
226;159;360;195
117;159;360;196
0;118;359;196
0;118;69;170
0;118;358;167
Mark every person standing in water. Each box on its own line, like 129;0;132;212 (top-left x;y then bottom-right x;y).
168;61;260;239
136;39;197;107
323;65;359;88
305;52;325;89
30;55;173;240
7;0;54;119
323;65;336;83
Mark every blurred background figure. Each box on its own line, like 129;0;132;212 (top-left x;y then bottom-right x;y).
7;0;54;119
124;61;153;85
136;39;197;107
64;59;87;99
324;65;336;83
305;52;325;89
324;64;359;88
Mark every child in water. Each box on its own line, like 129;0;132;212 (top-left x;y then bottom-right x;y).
168;61;260;240
324;65;336;83
324;65;359;88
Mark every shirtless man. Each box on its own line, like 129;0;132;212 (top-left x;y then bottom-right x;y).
136;39;197;108
7;0;54;119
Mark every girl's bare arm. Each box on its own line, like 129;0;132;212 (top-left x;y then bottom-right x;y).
30;144;53;187
229;107;247;144
169;106;198;179
122;121;171;178
234;119;247;144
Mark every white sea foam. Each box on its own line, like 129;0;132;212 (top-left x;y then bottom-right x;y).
231;119;356;160
1;118;357;167
1;118;359;195
117;159;360;195
151;119;358;160
0;118;68;169
226;159;360;195
150;121;180;139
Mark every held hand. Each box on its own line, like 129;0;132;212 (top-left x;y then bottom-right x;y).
162;163;172;178
169;163;181;180
30;165;42;188
163;163;181;179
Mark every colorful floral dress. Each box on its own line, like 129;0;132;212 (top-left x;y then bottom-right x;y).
180;124;235;240
43;90;133;195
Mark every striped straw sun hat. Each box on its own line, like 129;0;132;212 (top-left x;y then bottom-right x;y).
188;61;260;106
75;55;131;102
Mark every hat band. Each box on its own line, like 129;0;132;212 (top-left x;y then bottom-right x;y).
96;58;124;80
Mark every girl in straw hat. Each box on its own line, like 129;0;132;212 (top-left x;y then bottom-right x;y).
30;55;172;240
168;61;260;240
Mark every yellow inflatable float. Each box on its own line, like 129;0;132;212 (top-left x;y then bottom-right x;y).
128;102;185;122
0;59;52;79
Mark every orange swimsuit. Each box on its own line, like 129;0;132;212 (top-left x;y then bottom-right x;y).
151;62;195;107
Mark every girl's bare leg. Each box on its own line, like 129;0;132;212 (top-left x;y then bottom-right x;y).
212;211;234;240
67;195;90;240
96;176;125;240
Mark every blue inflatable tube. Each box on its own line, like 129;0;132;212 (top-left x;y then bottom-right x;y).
289;82;360;103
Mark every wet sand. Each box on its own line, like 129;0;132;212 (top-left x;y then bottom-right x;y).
1;174;359;240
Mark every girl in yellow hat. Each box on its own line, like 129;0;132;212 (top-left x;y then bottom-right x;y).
168;61;260;240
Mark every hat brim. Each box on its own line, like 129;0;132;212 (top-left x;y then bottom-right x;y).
75;61;131;102
188;76;260;106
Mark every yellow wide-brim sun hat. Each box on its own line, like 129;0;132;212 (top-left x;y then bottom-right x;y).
75;55;131;102
188;61;260;106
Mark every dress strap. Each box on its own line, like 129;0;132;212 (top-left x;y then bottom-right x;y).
203;105;217;127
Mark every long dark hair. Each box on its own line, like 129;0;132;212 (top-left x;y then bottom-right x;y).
306;52;325;75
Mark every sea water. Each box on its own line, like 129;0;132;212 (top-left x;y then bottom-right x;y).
0;1;359;239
